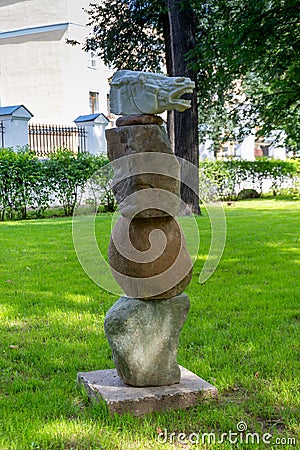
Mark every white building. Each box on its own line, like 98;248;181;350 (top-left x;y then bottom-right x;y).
200;131;287;161
0;0;113;125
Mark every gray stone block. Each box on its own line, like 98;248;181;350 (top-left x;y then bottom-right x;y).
77;366;218;416
106;125;173;160
106;125;180;218
104;295;190;386
108;217;193;299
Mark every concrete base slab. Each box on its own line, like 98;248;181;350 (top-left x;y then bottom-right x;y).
77;366;218;416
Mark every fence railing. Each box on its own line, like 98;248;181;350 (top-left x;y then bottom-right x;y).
28;124;87;157
0;121;4;148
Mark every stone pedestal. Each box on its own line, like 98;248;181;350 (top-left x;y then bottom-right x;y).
77;366;218;416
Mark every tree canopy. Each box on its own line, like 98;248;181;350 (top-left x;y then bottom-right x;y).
85;0;300;152
190;0;300;149
85;1;166;71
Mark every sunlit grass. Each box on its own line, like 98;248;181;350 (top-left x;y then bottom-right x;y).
0;198;299;449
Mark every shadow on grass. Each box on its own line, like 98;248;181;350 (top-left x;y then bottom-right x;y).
0;201;299;449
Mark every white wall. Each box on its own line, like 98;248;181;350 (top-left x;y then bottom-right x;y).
240;134;255;161
63;24;113;122
0;0;68;31
270;146;286;160
3;117;30;148
0;0;91;31
0;0;113;125
0;106;32;148
0;29;65;121
67;0;92;25
266;131;287;161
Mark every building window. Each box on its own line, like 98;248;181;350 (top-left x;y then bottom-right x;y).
221;146;229;159
261;145;269;157
235;143;241;158
254;147;263;157
88;50;97;69
107;94;111;116
89;91;99;114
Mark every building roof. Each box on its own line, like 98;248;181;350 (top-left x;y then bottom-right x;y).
74;113;109;124
0;105;33;117
0;23;69;40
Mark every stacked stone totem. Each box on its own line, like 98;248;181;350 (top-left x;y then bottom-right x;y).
104;70;195;387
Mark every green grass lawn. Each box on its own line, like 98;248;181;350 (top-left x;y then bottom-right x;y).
0;198;299;449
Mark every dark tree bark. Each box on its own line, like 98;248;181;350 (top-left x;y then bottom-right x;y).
161;10;175;149
166;0;200;215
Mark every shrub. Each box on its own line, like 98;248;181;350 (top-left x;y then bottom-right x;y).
46;150;97;216
237;188;260;199
0;147;111;220
86;161;117;213
0;147;49;220
199;158;298;200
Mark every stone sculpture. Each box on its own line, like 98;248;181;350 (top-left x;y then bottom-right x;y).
104;70;195;387
110;69;195;115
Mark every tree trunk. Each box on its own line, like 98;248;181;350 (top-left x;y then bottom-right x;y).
161;11;175;150
166;0;200;215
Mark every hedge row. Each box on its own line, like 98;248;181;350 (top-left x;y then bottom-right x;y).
0;147;111;220
1;148;299;221
199;158;300;200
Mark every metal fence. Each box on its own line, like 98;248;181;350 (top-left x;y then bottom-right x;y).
0;121;4;148
28;124;87;157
